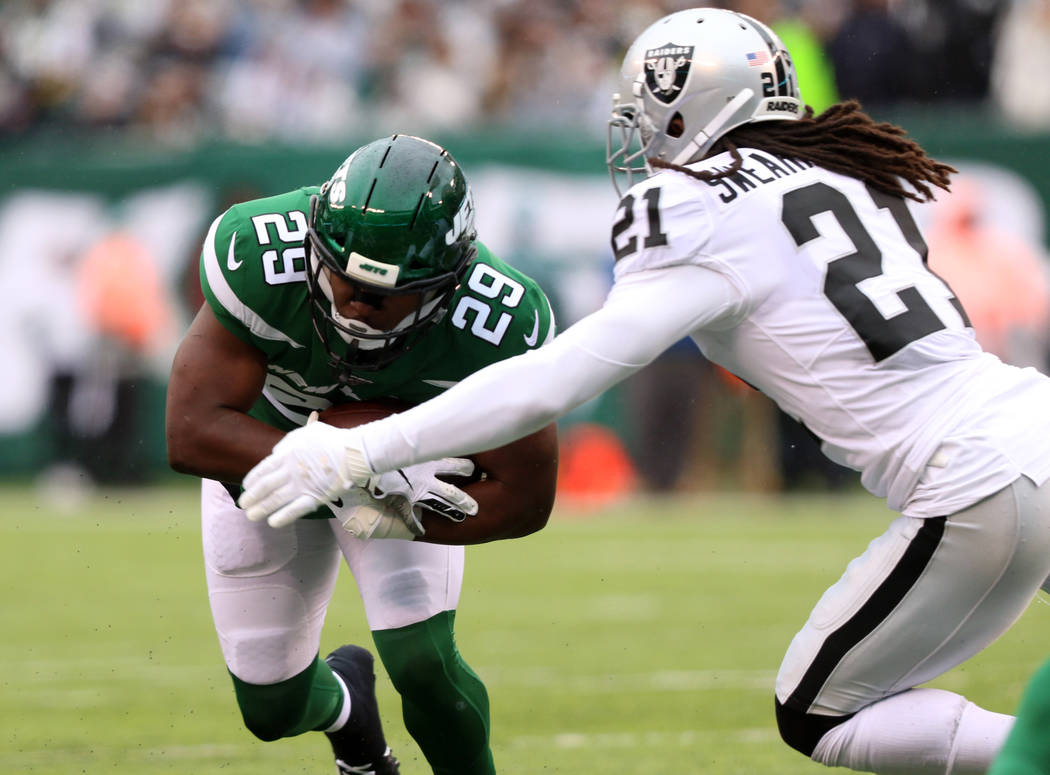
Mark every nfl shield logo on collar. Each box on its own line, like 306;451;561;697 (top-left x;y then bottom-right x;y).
644;43;694;104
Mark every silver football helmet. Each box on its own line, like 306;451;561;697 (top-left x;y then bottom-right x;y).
607;8;804;195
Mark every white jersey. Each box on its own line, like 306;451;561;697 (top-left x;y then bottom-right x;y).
363;147;1050;518
612;149;1050;515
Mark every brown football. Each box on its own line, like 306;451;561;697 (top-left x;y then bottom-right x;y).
318;398;415;428
317;401;560;542
318;399;484;485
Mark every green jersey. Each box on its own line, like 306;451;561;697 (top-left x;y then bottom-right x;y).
199;186;556;431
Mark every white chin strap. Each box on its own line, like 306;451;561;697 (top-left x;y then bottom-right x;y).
331;293;444;349
331;308;388;349
671;88;754;165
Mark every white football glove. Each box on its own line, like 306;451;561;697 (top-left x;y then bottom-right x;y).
369;458;479;533
328;491;419;540
239;412;374;528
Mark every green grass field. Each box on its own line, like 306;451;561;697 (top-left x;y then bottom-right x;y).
3;481;1048;774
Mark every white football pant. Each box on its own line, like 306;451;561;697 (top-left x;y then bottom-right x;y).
200;478;465;685
777;475;1050;773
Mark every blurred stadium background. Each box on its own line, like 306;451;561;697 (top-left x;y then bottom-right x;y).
5;0;1050;498
4;0;1050;772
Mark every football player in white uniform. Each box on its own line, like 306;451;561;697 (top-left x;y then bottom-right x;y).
238;8;1050;774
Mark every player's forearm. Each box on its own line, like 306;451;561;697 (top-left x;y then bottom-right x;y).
362;339;616;472
166;408;284;484
360;266;729;472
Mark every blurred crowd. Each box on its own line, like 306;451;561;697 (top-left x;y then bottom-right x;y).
4;0;1050;146
6;0;1050;499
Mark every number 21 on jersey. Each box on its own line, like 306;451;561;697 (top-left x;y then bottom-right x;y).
782;182;971;362
611;188;669;261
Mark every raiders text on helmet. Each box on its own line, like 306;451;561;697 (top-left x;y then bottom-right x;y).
607;8;804;195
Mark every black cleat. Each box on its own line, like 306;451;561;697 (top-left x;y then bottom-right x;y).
334;748;400;775
325;645;400;775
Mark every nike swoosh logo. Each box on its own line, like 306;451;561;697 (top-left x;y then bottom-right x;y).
523;311;540;347
330;496;344;508
226;231;242;270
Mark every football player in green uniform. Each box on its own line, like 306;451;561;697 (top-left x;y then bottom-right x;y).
165;134;558;775
988;656;1050;774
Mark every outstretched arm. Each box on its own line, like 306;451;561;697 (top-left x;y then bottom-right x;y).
362;263;741;471
239;264;742;526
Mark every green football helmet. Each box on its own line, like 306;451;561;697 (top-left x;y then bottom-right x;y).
305;134;477;375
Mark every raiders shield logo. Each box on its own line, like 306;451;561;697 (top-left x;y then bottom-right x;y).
644;44;694;104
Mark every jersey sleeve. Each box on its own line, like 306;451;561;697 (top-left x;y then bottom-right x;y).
198;192;314;358
199;208;253;343
610;171;715;281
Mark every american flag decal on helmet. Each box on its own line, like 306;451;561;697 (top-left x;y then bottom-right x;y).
746;51;769;67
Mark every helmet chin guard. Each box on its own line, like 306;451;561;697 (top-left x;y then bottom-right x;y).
607;8;804;196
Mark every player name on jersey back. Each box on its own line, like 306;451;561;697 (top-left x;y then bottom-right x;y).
700;150;816;204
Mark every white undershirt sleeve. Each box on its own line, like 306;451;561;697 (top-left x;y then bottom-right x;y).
361;262;743;472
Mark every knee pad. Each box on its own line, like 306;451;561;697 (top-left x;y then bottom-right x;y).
209;583;320;684
775;697;854;757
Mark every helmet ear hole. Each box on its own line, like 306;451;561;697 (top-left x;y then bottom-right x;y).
667;113;685;138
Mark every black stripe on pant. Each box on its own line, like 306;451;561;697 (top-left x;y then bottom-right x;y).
776;516;947;755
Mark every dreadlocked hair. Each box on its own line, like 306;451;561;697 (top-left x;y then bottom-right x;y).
649;100;955;203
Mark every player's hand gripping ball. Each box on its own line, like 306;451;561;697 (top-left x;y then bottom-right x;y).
319;400;482;534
